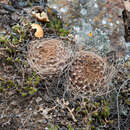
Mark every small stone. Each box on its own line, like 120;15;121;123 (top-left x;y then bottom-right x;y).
60;7;68;13
109;23;113;27
38;119;47;124
80;8;87;15
29;108;32;110
10;101;17;106
33;111;38;116
42;119;48;124
73;26;80;32
94;3;98;8
36;97;42;103
45;127;48;130
102;18;107;25
116;21;120;24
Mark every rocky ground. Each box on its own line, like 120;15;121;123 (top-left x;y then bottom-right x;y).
0;0;130;130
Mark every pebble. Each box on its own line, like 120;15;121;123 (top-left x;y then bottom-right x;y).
80;8;87;15
36;97;42;103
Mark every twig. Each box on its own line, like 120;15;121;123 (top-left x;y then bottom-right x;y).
116;79;129;130
0;77;5;81
66;106;77;122
62;99;77;122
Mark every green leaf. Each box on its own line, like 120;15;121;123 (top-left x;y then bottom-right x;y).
101;106;110;118
22;93;27;96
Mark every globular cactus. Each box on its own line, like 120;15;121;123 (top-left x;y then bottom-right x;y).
68;50;115;95
27;38;73;79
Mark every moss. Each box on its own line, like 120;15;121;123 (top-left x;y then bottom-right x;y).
47;124;59;130
0;79;16;93
0;70;41;96
28;87;37;95
0;86;4;92
21;92;28;97
0;36;10;43
101;106;110;118
82;109;88;115
68;124;74;130
6;57;14;63
93;112;99;118
46;18;69;36
15;57;21;63
11;24;26;45
75;106;80;112
73;97;112;128
6;47;15;54
17;73;41;96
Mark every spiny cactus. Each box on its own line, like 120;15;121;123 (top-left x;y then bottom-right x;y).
68;50;115;95
27;38;73;79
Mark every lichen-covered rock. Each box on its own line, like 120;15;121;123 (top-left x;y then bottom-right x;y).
68;50;115;95
27;38;72;78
